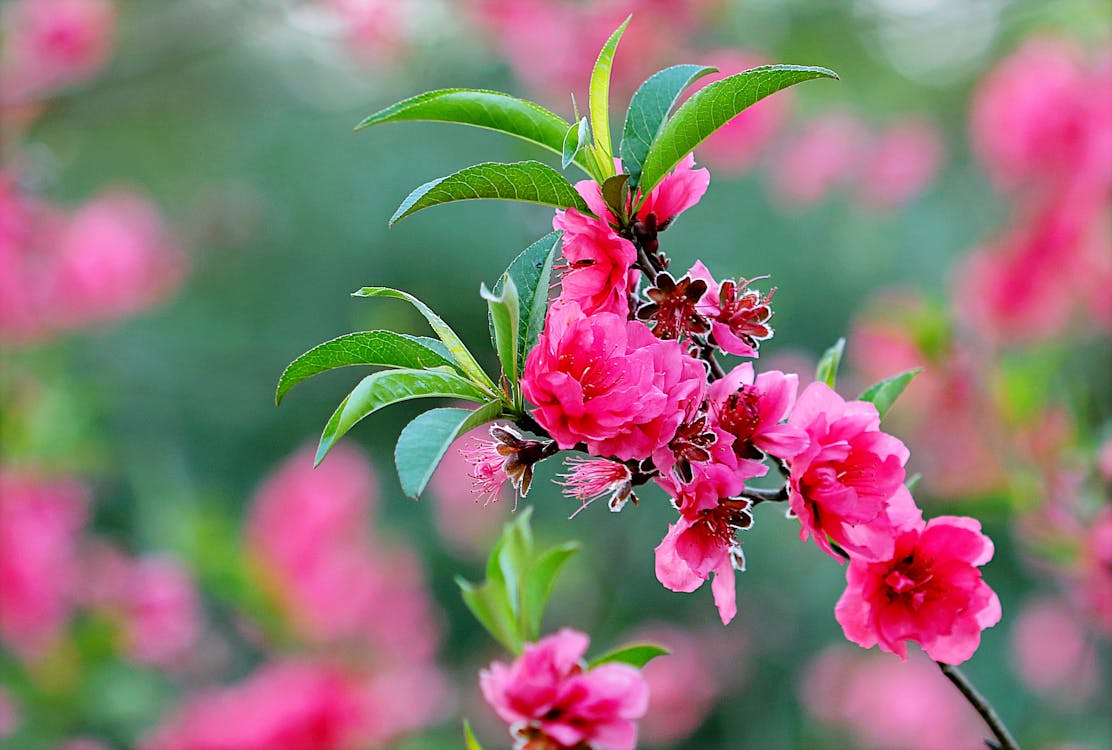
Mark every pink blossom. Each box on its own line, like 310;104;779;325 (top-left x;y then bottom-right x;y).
654;507;749;625
857;118;943;210
462;436;514;503
1010;597;1098;706
553;206;638;317
627;625;717;745
687;261;775;358
633;154;710;227
835;515;1002;664
122;557;203;668
786;382;921;561
429;427;511;557
654;425;763;517
707;362;808;461
0;0;116;103
688;51;792;173
800;646;984;750
323;0;407;65
522;301;705;461
558;457;634;513
0;172;61;343
479;627;649;750
1080;507;1112;634
770;111;866;207
1099;439;1112;484
0;469;88;659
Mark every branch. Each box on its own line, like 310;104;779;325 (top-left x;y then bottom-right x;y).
936;662;1021;750
739;485;788;505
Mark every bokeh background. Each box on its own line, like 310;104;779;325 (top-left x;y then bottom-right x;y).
2;1;1111;748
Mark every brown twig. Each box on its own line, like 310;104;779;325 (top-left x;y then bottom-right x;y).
937;662;1021;750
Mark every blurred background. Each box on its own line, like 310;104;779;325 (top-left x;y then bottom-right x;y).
2;1;1110;748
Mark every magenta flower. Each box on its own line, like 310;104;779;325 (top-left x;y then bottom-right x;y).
707;362;808;461
559;457;635;513
834;515;1002;664
633;154;709;227
552;206;638;317
479;627;649;750
522;301;705;461
654;425;763;517
687;261;776;358
786;381;922;561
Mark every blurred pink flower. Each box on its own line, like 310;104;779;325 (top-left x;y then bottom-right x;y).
835;515;1001;664
800;646;984;750
1010;597;1099;706
690;50;792;173
857;118;943;210
1080;507;1112;635
1099;439;1112;484
770;111;866;207
0;173;57;343
323;0;407;64
0;0;115;103
479;627;649;750
0;469;88;659
626;625;717;745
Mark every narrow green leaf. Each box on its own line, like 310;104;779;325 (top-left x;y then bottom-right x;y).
588;644;670;669
356;89;587;171
276;331;460;405
815;337;846;389
352;287;496;393
492;509;535;621
620;64;718;191
905;473;922;493
315;369;487;466
463;720;485;750
588;15;631;167
639;64;838;195
389;161;591;226
496;232;561;376
562;116;591;170
859;368;922;419
394;402;504;499
457;575;522;654
520;541;580;641
600;173;630;224
481;277;521;388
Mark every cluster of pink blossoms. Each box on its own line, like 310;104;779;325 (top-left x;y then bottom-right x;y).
467;152;1000;675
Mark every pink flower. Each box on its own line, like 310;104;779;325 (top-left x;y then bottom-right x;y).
120;557;202;668
428;426;511;558
786;381;921;561
0;469;88;659
1010;597;1099;706
689;51;792;173
857;118;943;210
654;507;749;625
462;435;514;503
522;301;705;461
687;261;775;358
479;628;649;750
553;206;638;317
1080;507;1112;635
323;0;408;65
654;425;763;517
770;111;866;207
834;515;1002;664
627;625;717;745
633;154;709;228
707;362;808;461
0;172;63;344
559;457;634;513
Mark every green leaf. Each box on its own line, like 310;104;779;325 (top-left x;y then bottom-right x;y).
355;88;587;171
600;173;630;223
481;277;521;389
496;232;561;377
389;161;591;226
463;720;485;750
588;15;631;168
457;574;522;654
859;368;922;419
394;402;505;499
352;287;496;393
638;64;838;195
620;64;718;191
491;508;535;621
316;369;488;466
905;473;922;493
520;541;580;640
276;331;459;405
815;337;846;389
562;116;591;170
588;644;670;669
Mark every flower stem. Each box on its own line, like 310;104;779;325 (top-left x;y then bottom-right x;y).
936;661;1020;750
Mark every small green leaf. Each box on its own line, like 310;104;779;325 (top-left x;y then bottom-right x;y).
639;64;838;195
905;473;922;493
588;644;670;669
520;541;580;640
600;173;630;224
394;402;504;499
620;64;718;190
463;720;485;750
815;337;846;389
352;287;496;393
457;575;522;654
356;89;587;171
496;232;561;376
588;15;631;169
316;369;488;466
389;161;591;225
859;368;922;419
492;509;535;621
276;331;460;405
562;116;591;170
481;277;521;389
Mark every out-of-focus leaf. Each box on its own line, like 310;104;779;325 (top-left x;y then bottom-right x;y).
588;16;631;170
620;64;717;190
394;402;504;499
815;337;846;389
481;277;521;389
905;473;922;493
588;644;670;669
520;541;580;640
562;116;592;170
276;331;460;405
496;232;561;377
463;720;485;750
352;287;496;393
389;161;591;225
638;65;838;195
859;368;922;418
315;368;487;465
356;88;586;170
